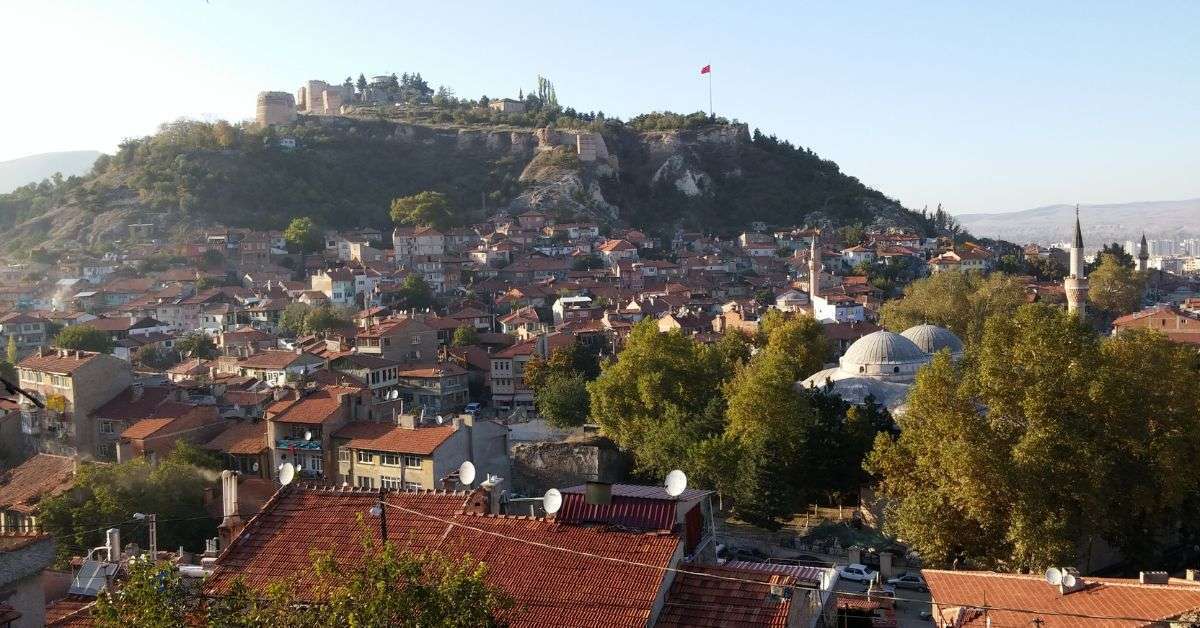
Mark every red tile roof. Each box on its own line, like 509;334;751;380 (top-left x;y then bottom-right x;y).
204;421;268;455
91;386;176;420
206;485;681;628
924;569;1200;627
17;349;105;374
44;594;95;627
332;421;457;455
267;386;355;425
239;350;317;370
0;454;75;514
656;564;795;628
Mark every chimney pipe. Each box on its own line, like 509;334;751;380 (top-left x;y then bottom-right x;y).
106;528;121;562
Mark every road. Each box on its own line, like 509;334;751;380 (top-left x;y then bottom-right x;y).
834;578;932;627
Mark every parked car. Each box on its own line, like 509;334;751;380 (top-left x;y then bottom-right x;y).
718;545;770;563
837;563;877;582
464;402;481;415
887;572;928;592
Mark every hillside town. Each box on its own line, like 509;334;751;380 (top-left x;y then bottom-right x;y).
0;199;1197;626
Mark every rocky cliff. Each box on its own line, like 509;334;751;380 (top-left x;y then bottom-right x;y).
0;115;926;253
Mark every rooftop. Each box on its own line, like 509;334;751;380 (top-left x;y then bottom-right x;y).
332;421;457;455
0;454;75;514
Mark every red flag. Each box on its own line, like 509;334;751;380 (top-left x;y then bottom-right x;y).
700;65;711;75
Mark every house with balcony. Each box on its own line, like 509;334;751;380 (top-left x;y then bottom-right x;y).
395;363;469;413
237;350;325;386
265;384;367;481
329;353;402;405
0;313;49;357
16;349;132;457
356;317;438;363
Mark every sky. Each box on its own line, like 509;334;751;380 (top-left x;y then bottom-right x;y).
2;1;1198;214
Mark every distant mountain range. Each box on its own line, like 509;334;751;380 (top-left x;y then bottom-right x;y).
0;151;102;193
957;199;1200;247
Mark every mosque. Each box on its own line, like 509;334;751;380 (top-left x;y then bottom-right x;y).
797;211;1090;414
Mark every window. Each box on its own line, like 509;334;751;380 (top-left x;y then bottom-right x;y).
403;482;422;491
411;336;421;345
99;420;116;435
382;454;401;466
338;449;350;462
357;451;374;464
379;475;403;489
404;456;422;469
356;476;374;489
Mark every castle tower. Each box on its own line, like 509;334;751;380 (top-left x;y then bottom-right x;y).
1137;232;1149;272
809;230;821;299
1064;206;1089;319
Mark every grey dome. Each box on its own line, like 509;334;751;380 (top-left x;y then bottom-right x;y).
901;324;963;355
841;330;928;367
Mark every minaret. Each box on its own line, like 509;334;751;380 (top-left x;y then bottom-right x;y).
1064;206;1089;319
808;230;821;299
1137;232;1149;272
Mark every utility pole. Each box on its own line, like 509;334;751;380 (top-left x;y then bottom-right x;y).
135;512;157;560
376;487;389;541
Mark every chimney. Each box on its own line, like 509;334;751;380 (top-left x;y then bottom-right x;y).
130;382;144;402
1140;571;1170;585
399;413;415;430
217;470;243;547
106;528;121;562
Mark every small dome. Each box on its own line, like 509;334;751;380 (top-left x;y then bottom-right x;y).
841;330;928;367
901;324;963;355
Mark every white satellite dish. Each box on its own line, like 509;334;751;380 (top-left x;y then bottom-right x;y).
251;462;259;472
458;461;476;486
1045;567;1063;586
1062;573;1077;588
543;488;563;515
665;469;688;497
279;462;296;486
303;430;313;441
436;415;444;425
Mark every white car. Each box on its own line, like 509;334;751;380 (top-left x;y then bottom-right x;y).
838;563;877;582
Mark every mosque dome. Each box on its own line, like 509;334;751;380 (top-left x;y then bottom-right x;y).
900;324;963;356
838;330;930;383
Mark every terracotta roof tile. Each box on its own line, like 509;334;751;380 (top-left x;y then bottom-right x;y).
0;454;75;514
657;564;795;628
204;421;268;455
17;350;105;374
333;421;456;455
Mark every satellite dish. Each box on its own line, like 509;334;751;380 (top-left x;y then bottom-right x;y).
543;488;563;515
1062;573;1077;588
1045;567;1063;586
458;461;476;486
436;415;444;425
665;469;688;497
303;430;313;441
279;462;296;486
251;462;259;472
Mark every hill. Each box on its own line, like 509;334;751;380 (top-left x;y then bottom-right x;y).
0;115;931;254
0;150;102;193
957;199;1200;246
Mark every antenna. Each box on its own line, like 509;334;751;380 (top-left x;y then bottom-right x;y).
665;469;688;497
458;461;476;486
543;488;563;515
278;462;296;486
1045;567;1063;586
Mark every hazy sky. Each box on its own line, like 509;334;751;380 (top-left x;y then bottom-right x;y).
3;1;1198;213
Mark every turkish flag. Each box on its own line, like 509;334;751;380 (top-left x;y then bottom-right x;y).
700;65;711;74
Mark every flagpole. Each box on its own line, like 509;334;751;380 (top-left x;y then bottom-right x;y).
707;63;713;118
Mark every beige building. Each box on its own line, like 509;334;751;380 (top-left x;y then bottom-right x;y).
357;318;438;364
17;349;131;456
488;98;526;114
333;414;509;490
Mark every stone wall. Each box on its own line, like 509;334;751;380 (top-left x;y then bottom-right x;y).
508;438;630;495
256;91;297;127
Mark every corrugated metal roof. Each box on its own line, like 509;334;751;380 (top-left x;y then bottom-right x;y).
557;492;676;532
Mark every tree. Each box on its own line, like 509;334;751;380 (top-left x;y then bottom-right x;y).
6;334;17;364
451;325;480;347
94;558;194;628
396;275;432;310
38;443;219;564
524;340;601;394
0;359;14;384
283;217;323;255
175;332;218;360
865;304;1200;571
389;191;455;231
134;345;178;370
1088;252;1144;316
279;303;312;336
877;271;1027;346
303;305;352;335
356;73;368;93
536;373;590;428
53;325;113;353
1095;242;1134;269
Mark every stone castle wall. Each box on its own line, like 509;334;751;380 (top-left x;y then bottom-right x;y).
256;92;297;126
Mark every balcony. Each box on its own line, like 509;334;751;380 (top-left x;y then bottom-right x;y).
275;438;322;451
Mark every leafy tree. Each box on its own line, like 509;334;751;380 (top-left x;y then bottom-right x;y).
877;271;1027;346
1026;255;1067;281
134;345;178;370
283;217;323;254
38;442;219;564
389;191;455;231
396;275;433;310
279;303;312;336
175;332;218;360
304;305;353;335
1094;242;1134;269
53;325;113;353
865;305;1200;571
524;340;601;394
94;558;194;628
451;325;480;347
356;73;368;93
536;373;590;428
6;334;17;364
1087;252;1144;316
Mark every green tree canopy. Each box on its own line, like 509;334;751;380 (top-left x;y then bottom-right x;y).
397;274;433;310
134;345;178;370
451;325;480;347
283;217;323;254
390;191;455;231
53;324;114;353
279;302;312;336
175;332;218;360
877;270;1027;346
865;305;1200;571
535;373;590;429
304;305;353;336
1088;252;1145;317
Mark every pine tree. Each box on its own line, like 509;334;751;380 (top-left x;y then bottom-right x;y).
356;73;368;92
